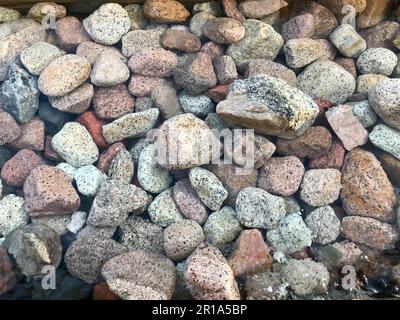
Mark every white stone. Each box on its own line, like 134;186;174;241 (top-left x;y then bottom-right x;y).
74;165;107;197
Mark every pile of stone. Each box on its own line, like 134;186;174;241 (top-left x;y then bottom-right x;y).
1;0;400;300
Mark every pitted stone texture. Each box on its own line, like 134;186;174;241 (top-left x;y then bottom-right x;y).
0;195;28;237
49;83;93;114
143;0;190;23
148;188;183;228
91;52;130;87
305;206;340;245
55;16;91;52
245;59;296;87
23;165;80;216
329;24;366;58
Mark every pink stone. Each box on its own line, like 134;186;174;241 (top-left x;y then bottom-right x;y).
228;229;273;277
44;135;62;161
128;75;173;97
7;118;45;151
97;142;126;173
55;16;91;52
325;104;368;151
1;149;44;187
309;139;345;170
0;246;16;295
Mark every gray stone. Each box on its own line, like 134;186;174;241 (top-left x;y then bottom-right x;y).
189;167;228;211
213;55;238;84
49;83;94;114
83;3;131;45
329;24;366;58
151;83;183;119
305;206;341;245
31;215;71;235
0;64;39;124
266;213;312;254
4;223;62;277
87;180;149;227
369;124;400;161
74;165;107;197
65;235;127;284
148;188;183;227
56;163;77;179
226;19;284;71
216;74;319;139
189;11;215;38
108;149;134;184
0;7;20;23
245;59;297;86
235;187;286;229
121;28;163;57
203;206;242;246
297;60;356;104
67;211;87;234
281;259;330;296
0;195;27;237
137;145;172;194
356;48;398;76
118;216;163;253
348;100;378;128
177;91;214;118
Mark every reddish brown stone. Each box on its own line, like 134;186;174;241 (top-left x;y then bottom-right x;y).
228;229;273;277
206;84;230;103
0;111;20;146
308;139;345;170
7;118;45;151
97;142;126;174
341;148;396;222
44;135;62;162
314;98;333;124
1;149;44;187
93;282;121;300
93;84;135;121
161;29;201;53
290;248;311;260
341;216;399;250
55;16;91;52
206;163;257;206
276;126;332;159
76;111;109;149
222;0;246;23
379;152;400;187
334;58;357;79
0;246;16;295
24;165;80;216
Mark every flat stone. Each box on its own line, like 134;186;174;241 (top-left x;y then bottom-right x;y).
128;48;177;78
325;104;368;151
55;16;91;52
226;19;284;71
102;108;159;144
121;29;163;58
297;60;356;104
52;122;99;167
0;195;27;237
91;52;130;87
341;216;399;250
49;83;93;114
163;219;204;261
101;249;176;300
340;148;396;222
88;180;148;227
83;3;131;45
184;243;240;300
20;42;64;76
0;64;40;124
143;0;190;23
236;187;286;229
245;59;297;86
258;156;305;196
65;235;128;284
284;38;324;68
266;213;312;254
38;54;91;97
216;75;319;139
275;126;332;158
300;169;342;207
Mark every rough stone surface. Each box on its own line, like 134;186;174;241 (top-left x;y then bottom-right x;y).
184;243;240;300
356;48;398;76
148;188;183;227
329;24;366;58
369;124;400;161
55;16;91;52
76;111;109;148
49;83;93;114
305;206;340;245
284;38;324;68
65;235;127;284
0;195;27;237
178;92;214;118
245;59;296;86
74;165;107;197
128;48;177;78
91;52;130;87
161;28;202;53
236;187;286;229
143;0;190;23
203;17;245;44
0;112;20;145
340;148;396;222
217;75;319;139
23;165;80;216
308;140;345;170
